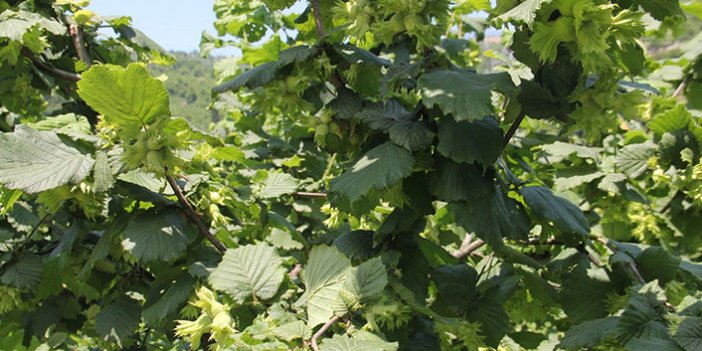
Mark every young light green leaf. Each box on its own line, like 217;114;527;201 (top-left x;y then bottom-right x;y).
436;116;503;165
77;63;170;134
330;142;414;201
209;244;285;303
121;210;196;263
520;186;589;236
0;126;94;193
419;70;514;122
615;142;656;178
495;0;549;25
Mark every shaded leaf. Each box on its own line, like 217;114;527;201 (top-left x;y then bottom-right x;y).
674;316;702;351
559;317;619;350
95;297;141;345
212;61;278;93
430;264;478;316
559;264;614;323
431;159;491;202
121;210;196;263
338;257;388;310
0;254;42;289
436;116;503;165
521;186;589;236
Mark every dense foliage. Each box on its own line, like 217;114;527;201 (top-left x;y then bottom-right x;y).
1;0;702;350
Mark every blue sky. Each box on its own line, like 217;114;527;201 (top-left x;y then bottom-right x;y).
89;0;216;52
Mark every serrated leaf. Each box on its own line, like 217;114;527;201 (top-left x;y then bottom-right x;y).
257;171;298;198
95;297;141;345
554;168;605;191
142;275;195;326
635;246;680;285
626;338;684;351
334;44;392;67
271;320;311;341
467;298;510;347
680;260;702;282
520;186;589;236
267;228;304;250
559;264;614;323
278;45;317;66
430;159;492;202
0;254;42;289
419;70;514;122
674;316;702;351
649;105;691;136
614;281;669;344
541;141;601;162
430;264;478;316
630;0;684;20
209;244;285;303
496;0;548;25
330;142;414;201
0;126;94;193
212;61;278;93
320;334;398;351
436;116;503;165
93;151;115;192
451;186;531;250
121;210;196;263
333;230;376;261
615;142;656;178
559;317;619;350
338;257;387;311
77;64;170;135
296;246;351;327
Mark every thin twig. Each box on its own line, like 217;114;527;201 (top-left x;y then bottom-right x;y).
311;314;341;351
453;235;486;260
294;192;328;198
310;0;325;38
288;263;303;280
69;23;91;67
503;112;526;148
20;47;81;82
165;173;227;254
672;75;689;98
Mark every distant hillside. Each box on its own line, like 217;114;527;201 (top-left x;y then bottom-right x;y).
149;52;220;130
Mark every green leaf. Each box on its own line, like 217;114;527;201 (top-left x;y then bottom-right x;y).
559;317;619;350
296;245;351;327
430;264;478;316
630;0;684;20
635;246;680;285
330;142;414;201
451;186;531;250
77;63;170;135
540;142;601;162
338;257;388;311
554;168;605;191
93;151;115;193
356;100;435;151
334;44;392;67
320;334;398;351
256;171;298;198
559;264;614;323
680;260;702;282
614;281;669;344
626;338;684;351
95;297;141;346
142;275;196;326
271;320;311;341
649;105;691;136
467;298;510;348
278;45;318;66
495;0;548;25
431;159;491;202
0;254;42;289
419;70;514;122
436;116;503;165
209;244;285;303
212;61;278;93
267;228;304;250
333;230;376;261
615;142;656;178
674;316;702;351
520;186;589;236
121;210;196;263
0;126;94;193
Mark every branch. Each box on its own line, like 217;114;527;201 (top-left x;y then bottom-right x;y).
502;112;526;149
69;23;92;67
672;75;690;98
310;314;341;351
453;234;486;259
294;192;327;198
310;0;325;38
288;263;303;280
165;173;227;254
21;48;81;82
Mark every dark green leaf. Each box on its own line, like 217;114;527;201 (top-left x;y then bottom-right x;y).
95;297;141;345
674;316;702;351
559;264;614;323
635;246;680;285
334;230;376;261
559;317;619;350
521;186;589;236
436;116;503;165
212;61;279;93
431;264;478;316
419;70;514;122
0;254;42;289
431;159;492;202
121;210;196;263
